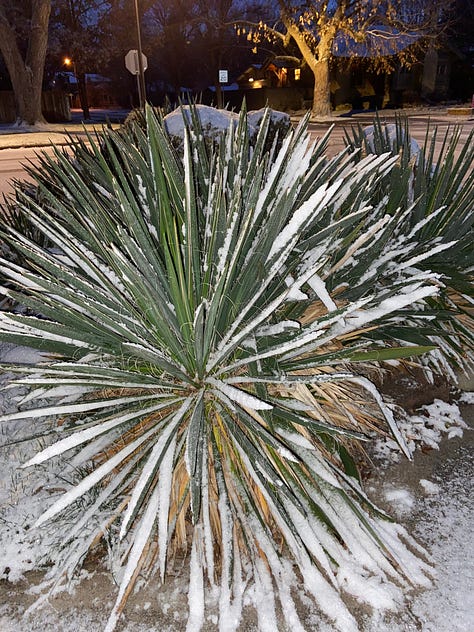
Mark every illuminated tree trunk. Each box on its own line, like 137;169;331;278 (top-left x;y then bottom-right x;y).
312;57;332;117
0;0;51;125
287;22;334;118
265;0;454;119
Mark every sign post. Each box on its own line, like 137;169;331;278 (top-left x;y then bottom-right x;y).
133;0;147;108
125;50;148;108
216;69;228;109
218;69;228;84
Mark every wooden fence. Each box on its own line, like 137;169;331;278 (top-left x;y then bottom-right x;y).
0;91;71;123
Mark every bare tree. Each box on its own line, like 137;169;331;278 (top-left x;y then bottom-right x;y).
146;0;201;99
195;0;273;107
239;0;454;117
143;0;266;106
0;0;51;125
50;1;112;120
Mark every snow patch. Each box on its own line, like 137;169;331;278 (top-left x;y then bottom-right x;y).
459;391;474;404
373;399;468;463
383;487;415;516
419;479;440;495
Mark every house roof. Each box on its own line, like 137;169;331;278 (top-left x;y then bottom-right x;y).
237;64;264;83
237;56;302;83
263;56;301;69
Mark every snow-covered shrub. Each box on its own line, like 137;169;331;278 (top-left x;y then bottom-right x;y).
247;107;292;153
163;104;240;152
124;104;292;158
345;114;474;378
0;182;55;310
122;106;149;129
0;106;455;631
361;122;420;159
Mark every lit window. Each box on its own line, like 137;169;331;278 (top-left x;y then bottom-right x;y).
295;68;301;81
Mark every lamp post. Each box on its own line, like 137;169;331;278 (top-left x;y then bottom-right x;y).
64;56;90;120
63;57;78;109
134;0;146;108
64;57;77;84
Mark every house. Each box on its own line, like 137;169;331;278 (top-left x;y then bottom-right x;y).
234;39;461;114
234;56;306;111
52;71;117;108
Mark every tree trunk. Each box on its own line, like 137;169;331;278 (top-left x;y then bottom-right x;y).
312;57;332;118
286;22;334;118
0;1;51;125
10;66;46;125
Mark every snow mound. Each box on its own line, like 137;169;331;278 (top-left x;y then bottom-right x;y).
163;105;240;139
363;123;420;157
163;105;292;149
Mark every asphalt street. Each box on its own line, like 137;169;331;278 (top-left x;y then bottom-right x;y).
0;106;472;197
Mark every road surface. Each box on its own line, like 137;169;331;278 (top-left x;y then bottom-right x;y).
0;146;50;197
0;110;471;198
308;113;473;157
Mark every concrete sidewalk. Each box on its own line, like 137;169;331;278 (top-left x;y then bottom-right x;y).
0;108;130;150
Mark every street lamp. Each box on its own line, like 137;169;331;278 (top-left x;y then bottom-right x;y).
64;56;90;120
63;57;78;107
63;57;77;82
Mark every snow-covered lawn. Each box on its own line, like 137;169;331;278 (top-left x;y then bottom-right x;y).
0;343;472;631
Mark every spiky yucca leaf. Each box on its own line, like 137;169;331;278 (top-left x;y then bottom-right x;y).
0;107;443;631
344;114;474;376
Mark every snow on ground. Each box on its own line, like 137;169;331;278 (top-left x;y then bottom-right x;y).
363;428;473;632
372;398;468;462
0;341;472;631
408;446;473;632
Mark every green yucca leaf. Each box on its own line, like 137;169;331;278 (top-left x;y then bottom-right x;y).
344;115;473;374
33;420;162;528
185;391;206;522
281;343;437;370
118;396;192;541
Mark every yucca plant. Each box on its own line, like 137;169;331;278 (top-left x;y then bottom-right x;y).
345;114;474;378
0;179;54;310
0;106;452;631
